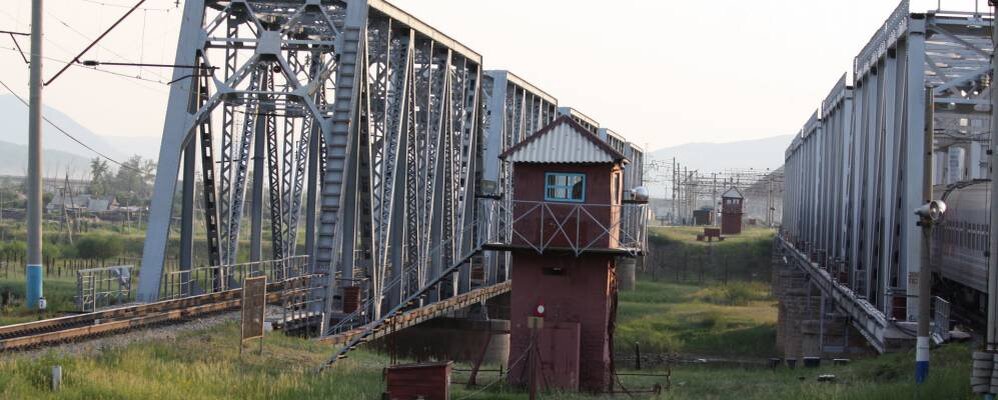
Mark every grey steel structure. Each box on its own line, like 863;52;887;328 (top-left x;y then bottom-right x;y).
481;70;558;284
558;107;600;135
781;1;992;352
137;0;647;339
138;0;484;327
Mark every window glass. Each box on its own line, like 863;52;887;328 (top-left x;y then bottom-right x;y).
544;173;586;203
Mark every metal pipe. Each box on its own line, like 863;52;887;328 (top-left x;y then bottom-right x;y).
26;0;44;309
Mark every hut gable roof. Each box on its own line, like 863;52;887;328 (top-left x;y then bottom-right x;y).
721;187;744;199
499;116;627;164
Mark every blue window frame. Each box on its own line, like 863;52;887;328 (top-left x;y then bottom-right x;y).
544;172;586;203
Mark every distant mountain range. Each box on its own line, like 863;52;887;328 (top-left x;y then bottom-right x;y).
0;140;92;177
0;95;161;173
0;94;793;186
645;135;794;196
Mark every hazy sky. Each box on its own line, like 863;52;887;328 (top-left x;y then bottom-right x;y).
0;0;991;153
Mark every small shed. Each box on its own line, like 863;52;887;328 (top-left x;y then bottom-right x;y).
721;187;744;235
384;361;452;400
692;207;714;226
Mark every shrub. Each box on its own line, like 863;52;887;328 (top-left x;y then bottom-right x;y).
76;235;124;259
0;241;26;259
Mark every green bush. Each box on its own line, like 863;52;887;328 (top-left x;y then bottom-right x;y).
76;235;124;259
0;241;25;259
693;282;770;306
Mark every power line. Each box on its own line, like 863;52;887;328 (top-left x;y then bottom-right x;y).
81;0;175;12
0;46;170;88
0;77;143;173
44;5;171;83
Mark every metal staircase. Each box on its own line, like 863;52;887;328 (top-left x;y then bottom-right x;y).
316;26;363;272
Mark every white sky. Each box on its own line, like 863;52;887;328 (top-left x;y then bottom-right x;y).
0;0;991;153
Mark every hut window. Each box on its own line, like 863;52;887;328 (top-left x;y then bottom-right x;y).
544;173;585;203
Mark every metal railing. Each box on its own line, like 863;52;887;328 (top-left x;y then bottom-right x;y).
326;220;484;336
159;256;310;300
76;265;134;312
477;198;647;256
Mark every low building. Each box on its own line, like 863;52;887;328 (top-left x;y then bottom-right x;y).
45;194;118;214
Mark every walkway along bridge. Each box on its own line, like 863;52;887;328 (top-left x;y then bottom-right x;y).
131;0;647;366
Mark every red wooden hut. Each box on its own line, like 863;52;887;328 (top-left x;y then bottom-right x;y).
498;116;631;392
720;187;744;235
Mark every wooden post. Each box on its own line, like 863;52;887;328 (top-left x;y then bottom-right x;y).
634;342;642;370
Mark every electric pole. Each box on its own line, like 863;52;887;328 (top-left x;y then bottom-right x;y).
768;173;774;227
915;86;934;384
671;158;677;225
26;0;45;309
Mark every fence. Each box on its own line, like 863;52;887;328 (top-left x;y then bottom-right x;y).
477;198;647;255
76;265;133;312
159;255;311;300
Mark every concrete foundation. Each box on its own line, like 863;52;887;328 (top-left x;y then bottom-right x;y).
378;318;510;366
617;257;636;291
773;257;875;359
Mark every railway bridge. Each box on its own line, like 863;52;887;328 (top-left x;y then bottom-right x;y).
125;0;648;366
777;0;995;360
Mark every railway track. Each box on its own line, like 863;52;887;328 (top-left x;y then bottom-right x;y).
0;286;283;351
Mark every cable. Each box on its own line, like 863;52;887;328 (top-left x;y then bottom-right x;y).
0;77;142;173
0;46;170;88
45;6;171;83
455;341;533;400
81;0;174;12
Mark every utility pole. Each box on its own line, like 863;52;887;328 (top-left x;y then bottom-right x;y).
26;0;44;309
768;173;774;227
671;158;677;224
711;172;717;225
915;86;934;384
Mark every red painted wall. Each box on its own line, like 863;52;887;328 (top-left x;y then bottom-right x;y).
511;163;623;249
507;252;614;392
721;197;743;235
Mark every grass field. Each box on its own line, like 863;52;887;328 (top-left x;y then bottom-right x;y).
0;319;978;399
0;275;79;326
616;280;776;358
0;225;980;398
644;226;775;285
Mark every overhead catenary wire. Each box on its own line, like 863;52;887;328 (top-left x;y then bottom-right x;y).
0;77;143;173
45;0;165;86
81;0;175;12
0;46;171;88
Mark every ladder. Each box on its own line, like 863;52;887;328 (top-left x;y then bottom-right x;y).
315;26;362;271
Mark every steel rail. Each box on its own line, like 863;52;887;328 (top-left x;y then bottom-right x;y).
0;282;292;351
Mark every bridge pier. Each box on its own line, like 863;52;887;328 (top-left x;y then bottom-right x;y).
375;317;511;366
774;245;876;360
616;257;637;291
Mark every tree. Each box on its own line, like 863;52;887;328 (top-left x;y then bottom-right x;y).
89;158;110;196
109;155;157;206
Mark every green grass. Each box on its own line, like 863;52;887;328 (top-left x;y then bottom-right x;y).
0;275;79;325
649;225;777;247
644;226;775;285
0;320;978;399
616;280;776;358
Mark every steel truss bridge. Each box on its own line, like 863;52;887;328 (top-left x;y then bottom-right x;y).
134;0;646;362
781;1;992;352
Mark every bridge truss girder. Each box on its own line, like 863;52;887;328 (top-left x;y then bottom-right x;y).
138;1;485;331
782;1;992;342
